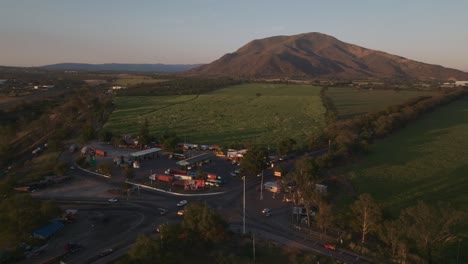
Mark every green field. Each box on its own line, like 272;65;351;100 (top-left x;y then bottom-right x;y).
346;97;468;228
113;75;169;86
326;87;436;119
105;84;325;146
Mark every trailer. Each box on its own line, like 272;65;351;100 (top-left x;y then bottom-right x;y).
174;174;193;180
156;174;174;183
165;168;188;175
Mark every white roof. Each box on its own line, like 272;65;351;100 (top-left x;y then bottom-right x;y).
131;148;163;157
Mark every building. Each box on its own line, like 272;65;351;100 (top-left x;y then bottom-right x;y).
176;153;215;169
112;86;127;90
32;220;64;239
455;81;468;86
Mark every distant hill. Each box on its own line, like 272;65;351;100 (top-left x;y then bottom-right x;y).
189;32;468;80
41;63;201;72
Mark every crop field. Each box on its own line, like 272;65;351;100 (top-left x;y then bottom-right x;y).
346;97;468;236
325;87;436;119
105;84;325;146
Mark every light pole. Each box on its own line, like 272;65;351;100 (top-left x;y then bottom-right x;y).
242;176;246;234
260;170;264;200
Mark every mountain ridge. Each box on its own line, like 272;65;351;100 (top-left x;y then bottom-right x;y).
189;32;468;80
40;63;201;72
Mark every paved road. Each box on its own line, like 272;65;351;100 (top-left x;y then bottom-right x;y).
30;151;372;264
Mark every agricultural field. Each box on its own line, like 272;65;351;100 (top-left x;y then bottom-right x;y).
325;87;436;119
345;97;468;257
105;84;325;146
113;75;169;86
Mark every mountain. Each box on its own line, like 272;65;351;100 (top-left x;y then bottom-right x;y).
41;63;201;72
189;32;468;80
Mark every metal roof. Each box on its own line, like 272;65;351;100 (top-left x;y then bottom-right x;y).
131;148;163;157
176;153;215;167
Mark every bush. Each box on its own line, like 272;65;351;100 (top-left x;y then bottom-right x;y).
53;161;68;176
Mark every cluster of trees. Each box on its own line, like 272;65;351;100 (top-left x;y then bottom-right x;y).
0;194;61;259
118;203;229;264
349;194;464;263
323;89;468;166
116;77;242;96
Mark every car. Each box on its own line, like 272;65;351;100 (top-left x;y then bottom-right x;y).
230;172;237;177
177;200;187;207
261;208;271;216
108;198;118;203
234;168;241;174
99;248;113;257
157;208;168;215
323;243;336;250
177;209;185;216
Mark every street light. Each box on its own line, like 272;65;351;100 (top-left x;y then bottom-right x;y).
242;176;246;234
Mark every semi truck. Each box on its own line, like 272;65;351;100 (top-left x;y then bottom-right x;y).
165;168;188;175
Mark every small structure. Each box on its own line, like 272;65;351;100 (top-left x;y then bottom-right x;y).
130;148;163;160
264;181;280;193
176;153;215;169
455;81;468;86
33;220;64;240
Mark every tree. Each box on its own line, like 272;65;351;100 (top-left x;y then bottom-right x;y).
291;157;321;227
378;220;403;258
400;201;464;264
124;163;135;179
277;138;297;156
99;130;113;142
139;118;150;147
240;146;268;177
182;203;228;243
194;169;207;180
127;235;161;264
351;193;382;244
98;161;113;177
316;199;334;237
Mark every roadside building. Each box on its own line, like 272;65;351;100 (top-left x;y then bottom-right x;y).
130;148;163;161
32;220;64;240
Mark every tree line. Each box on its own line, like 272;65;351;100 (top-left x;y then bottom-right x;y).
319;88;468;167
115;77;243;96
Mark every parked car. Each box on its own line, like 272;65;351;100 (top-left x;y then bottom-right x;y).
323;243;336;250
108;198;118;203
177;200;187;207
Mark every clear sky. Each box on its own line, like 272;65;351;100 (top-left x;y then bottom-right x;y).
1;0;467;71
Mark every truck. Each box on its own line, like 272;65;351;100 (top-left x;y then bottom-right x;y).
165;169;187;175
156;174;174;183
207;174;218;180
93;149;107;156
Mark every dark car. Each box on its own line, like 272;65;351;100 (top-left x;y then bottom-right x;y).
157;208;168;215
99;248;113;257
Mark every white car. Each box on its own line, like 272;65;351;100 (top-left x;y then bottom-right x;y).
177;200;187;207
108;198;118;203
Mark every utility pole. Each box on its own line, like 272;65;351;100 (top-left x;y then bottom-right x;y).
253;233;256;263
242;176;246;234
260;170;264;200
457;238;462;264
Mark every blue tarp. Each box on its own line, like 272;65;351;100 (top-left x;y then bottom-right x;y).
32;220;64;239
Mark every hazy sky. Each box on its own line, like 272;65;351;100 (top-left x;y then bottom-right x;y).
1;0;467;70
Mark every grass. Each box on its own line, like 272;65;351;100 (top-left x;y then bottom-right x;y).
343;97;468;261
104;83;325;146
325;87;436;119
